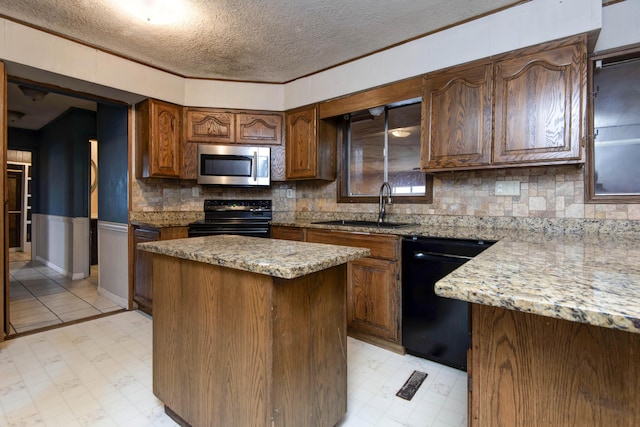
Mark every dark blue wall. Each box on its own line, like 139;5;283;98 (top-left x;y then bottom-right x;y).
97;104;128;224
37;108;96;217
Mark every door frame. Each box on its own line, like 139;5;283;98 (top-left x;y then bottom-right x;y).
1;62;8;340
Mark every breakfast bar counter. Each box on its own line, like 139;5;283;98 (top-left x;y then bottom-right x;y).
138;235;369;427
434;233;640;426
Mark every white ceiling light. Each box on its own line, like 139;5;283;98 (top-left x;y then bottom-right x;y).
391;129;411;138
19;85;49;101
113;0;196;25
7;110;25;123
368;106;385;117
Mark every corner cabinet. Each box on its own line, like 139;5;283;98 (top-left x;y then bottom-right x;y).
136;99;182;178
285;105;337;180
421;36;586;172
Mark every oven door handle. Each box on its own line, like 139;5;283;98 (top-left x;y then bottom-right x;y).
252;151;258;182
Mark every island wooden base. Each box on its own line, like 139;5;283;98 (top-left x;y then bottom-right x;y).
152;254;347;427
470;304;640;426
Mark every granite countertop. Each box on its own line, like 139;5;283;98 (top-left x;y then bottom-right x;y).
130;211;204;228
272;217;640;334
436;233;640;334
138;234;370;279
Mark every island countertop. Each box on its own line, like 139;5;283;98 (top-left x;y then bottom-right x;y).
434;233;640;334
138;234;370;279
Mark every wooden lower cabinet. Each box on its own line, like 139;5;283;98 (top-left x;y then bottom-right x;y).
347;257;398;341
152;254;347;427
305;229;401;351
131;225;187;315
470;304;640;426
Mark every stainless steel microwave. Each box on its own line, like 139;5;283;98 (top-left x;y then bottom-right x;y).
197;145;270;186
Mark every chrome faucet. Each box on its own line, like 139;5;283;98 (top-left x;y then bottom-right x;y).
378;182;392;224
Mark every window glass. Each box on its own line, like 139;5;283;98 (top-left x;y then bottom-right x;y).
349;113;385;195
345;101;426;199
388;103;424;195
592;56;640;196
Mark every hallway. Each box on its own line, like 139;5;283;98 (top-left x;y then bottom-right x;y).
8;252;123;335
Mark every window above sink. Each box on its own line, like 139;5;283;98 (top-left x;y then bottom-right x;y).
335;98;433;204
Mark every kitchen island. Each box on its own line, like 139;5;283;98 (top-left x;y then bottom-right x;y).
436;233;640;426
138;235;369;427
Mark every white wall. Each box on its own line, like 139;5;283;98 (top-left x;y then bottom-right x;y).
594;0;640;52
32;214;90;279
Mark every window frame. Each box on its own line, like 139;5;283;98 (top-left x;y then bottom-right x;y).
586;43;640;204
336;110;433;204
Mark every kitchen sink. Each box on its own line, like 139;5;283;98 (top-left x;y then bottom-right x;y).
311;219;415;229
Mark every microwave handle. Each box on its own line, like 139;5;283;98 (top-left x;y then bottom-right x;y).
252;151;258;181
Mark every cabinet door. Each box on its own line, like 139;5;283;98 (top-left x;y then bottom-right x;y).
235;112;283;145
421;63;493;171
493;42;584;164
348;258;399;341
150;100;182;177
286;106;318;179
185;109;235;143
133;228;160;314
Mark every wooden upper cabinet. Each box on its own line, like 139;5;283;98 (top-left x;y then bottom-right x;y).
136;98;182;178
493;42;584;165
286;106;316;179
185;109;235;143
421;36;585;172
421;63;493;170
285;105;337;180
236;112;283;145
185;108;283;145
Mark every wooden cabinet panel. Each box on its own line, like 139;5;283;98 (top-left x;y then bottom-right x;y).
270;225;305;241
348;258;399;341
136;99;182;178
306;229;398;259
133;228;159;315
470;304;640;426
306;229;400;346
494;42;584;164
421;63;493;170
286;106;317;179
185;109;235;143
236;112;283;145
132;226;187;315
285;105;337;180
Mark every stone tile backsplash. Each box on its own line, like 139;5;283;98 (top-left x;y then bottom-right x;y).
131;164;640;226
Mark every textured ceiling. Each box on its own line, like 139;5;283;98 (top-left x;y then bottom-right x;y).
0;0;524;83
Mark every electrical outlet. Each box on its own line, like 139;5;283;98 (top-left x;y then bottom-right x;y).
192;186;200;197
286;189;293;198
495;180;520;196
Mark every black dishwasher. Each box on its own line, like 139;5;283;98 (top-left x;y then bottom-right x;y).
402;236;494;371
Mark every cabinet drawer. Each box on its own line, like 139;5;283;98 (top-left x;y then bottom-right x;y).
271;226;305;241
306;229;398;260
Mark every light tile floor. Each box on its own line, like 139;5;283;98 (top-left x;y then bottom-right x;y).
9;253;123;335
0;311;468;427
